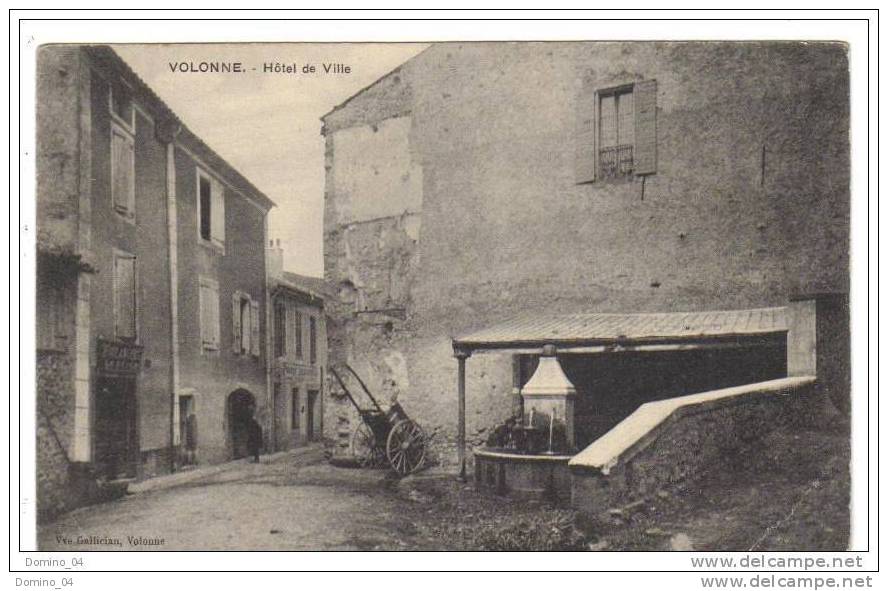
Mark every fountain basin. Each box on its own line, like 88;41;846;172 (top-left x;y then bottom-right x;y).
473;447;573;502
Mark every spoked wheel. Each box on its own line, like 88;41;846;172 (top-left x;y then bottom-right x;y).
351;422;386;468
386;419;427;476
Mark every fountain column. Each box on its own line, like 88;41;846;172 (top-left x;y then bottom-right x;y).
521;344;577;450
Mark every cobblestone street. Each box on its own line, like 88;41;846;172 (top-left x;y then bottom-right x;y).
38;447;443;551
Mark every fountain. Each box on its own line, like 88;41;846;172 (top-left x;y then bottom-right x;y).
474;345;576;501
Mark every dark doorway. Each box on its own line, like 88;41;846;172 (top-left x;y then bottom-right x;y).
179;395;196;465
273;383;288;452
291;387;300;441
306;390;318;441
227;389;256;459
94;377;138;480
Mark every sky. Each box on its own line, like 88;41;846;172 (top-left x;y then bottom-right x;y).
113;43;428;277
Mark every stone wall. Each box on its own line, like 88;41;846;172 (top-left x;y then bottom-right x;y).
36;45;82;256
36;350;75;520
322;42;850;466
569;376;816;515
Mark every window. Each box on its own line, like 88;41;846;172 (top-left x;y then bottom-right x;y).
576;79;657;183
111;123;135;219
309;317;317;366
291;388;299;431
109;84;135;132
232;291;260;357
114;252;137;340
293;310;303;359
197;168;225;247
199;277;220;350
598;87;635;179
274;302;287;358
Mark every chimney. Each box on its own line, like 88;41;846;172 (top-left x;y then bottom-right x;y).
266;238;284;280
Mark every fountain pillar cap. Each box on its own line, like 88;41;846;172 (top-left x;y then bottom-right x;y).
521;351;576;396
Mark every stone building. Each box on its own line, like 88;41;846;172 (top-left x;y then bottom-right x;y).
36;45;274;519
321;42;850;473
267;240;329;451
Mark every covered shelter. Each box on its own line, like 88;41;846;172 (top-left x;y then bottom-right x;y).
450;307;789;479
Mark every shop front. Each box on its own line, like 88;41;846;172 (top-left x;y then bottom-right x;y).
93;338;143;480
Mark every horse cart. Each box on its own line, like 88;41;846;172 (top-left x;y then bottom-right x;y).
330;364;428;476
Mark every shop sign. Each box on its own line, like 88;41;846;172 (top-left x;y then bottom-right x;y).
97;338;143;377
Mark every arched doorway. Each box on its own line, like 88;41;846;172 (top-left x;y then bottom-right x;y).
227;389;256;459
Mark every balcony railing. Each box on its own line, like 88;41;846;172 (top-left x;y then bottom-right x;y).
599;144;634;179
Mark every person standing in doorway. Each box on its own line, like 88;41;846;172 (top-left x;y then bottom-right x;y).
247;414;263;463
184;412;198;465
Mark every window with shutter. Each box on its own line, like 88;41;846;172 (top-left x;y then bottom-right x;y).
197;168;225;249
250;300;260;357
576;78;657;183
114;252;137;340
111;124;135;219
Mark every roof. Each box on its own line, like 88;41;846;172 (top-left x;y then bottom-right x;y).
274;271;330;302
453;307;788;353
84;46;275;211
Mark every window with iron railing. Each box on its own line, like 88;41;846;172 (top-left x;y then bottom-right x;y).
598;87;635;179
577;78;657;184
599;144;634;179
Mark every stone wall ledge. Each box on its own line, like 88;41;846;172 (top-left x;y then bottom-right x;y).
568;376;816;475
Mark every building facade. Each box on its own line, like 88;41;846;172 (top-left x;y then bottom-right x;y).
36;45;274;519
321;43;850;465
267;241;329;452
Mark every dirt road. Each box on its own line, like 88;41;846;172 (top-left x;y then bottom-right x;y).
38;448;441;551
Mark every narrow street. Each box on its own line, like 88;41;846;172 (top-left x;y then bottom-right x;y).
37;421;849;552
38;447;443;551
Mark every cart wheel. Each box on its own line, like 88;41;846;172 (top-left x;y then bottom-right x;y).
386;419;426;476
351;422;385;468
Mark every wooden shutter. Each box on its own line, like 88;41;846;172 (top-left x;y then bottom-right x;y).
200;280;219;349
250;299;260;357
232;292;241;354
575;78;597;184
211;286;220;347
633;79;658;176
309;317;317;365
115;254;136;339
294;310;303;358
199;284;207;345
111;126;134;215
211;179;225;243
